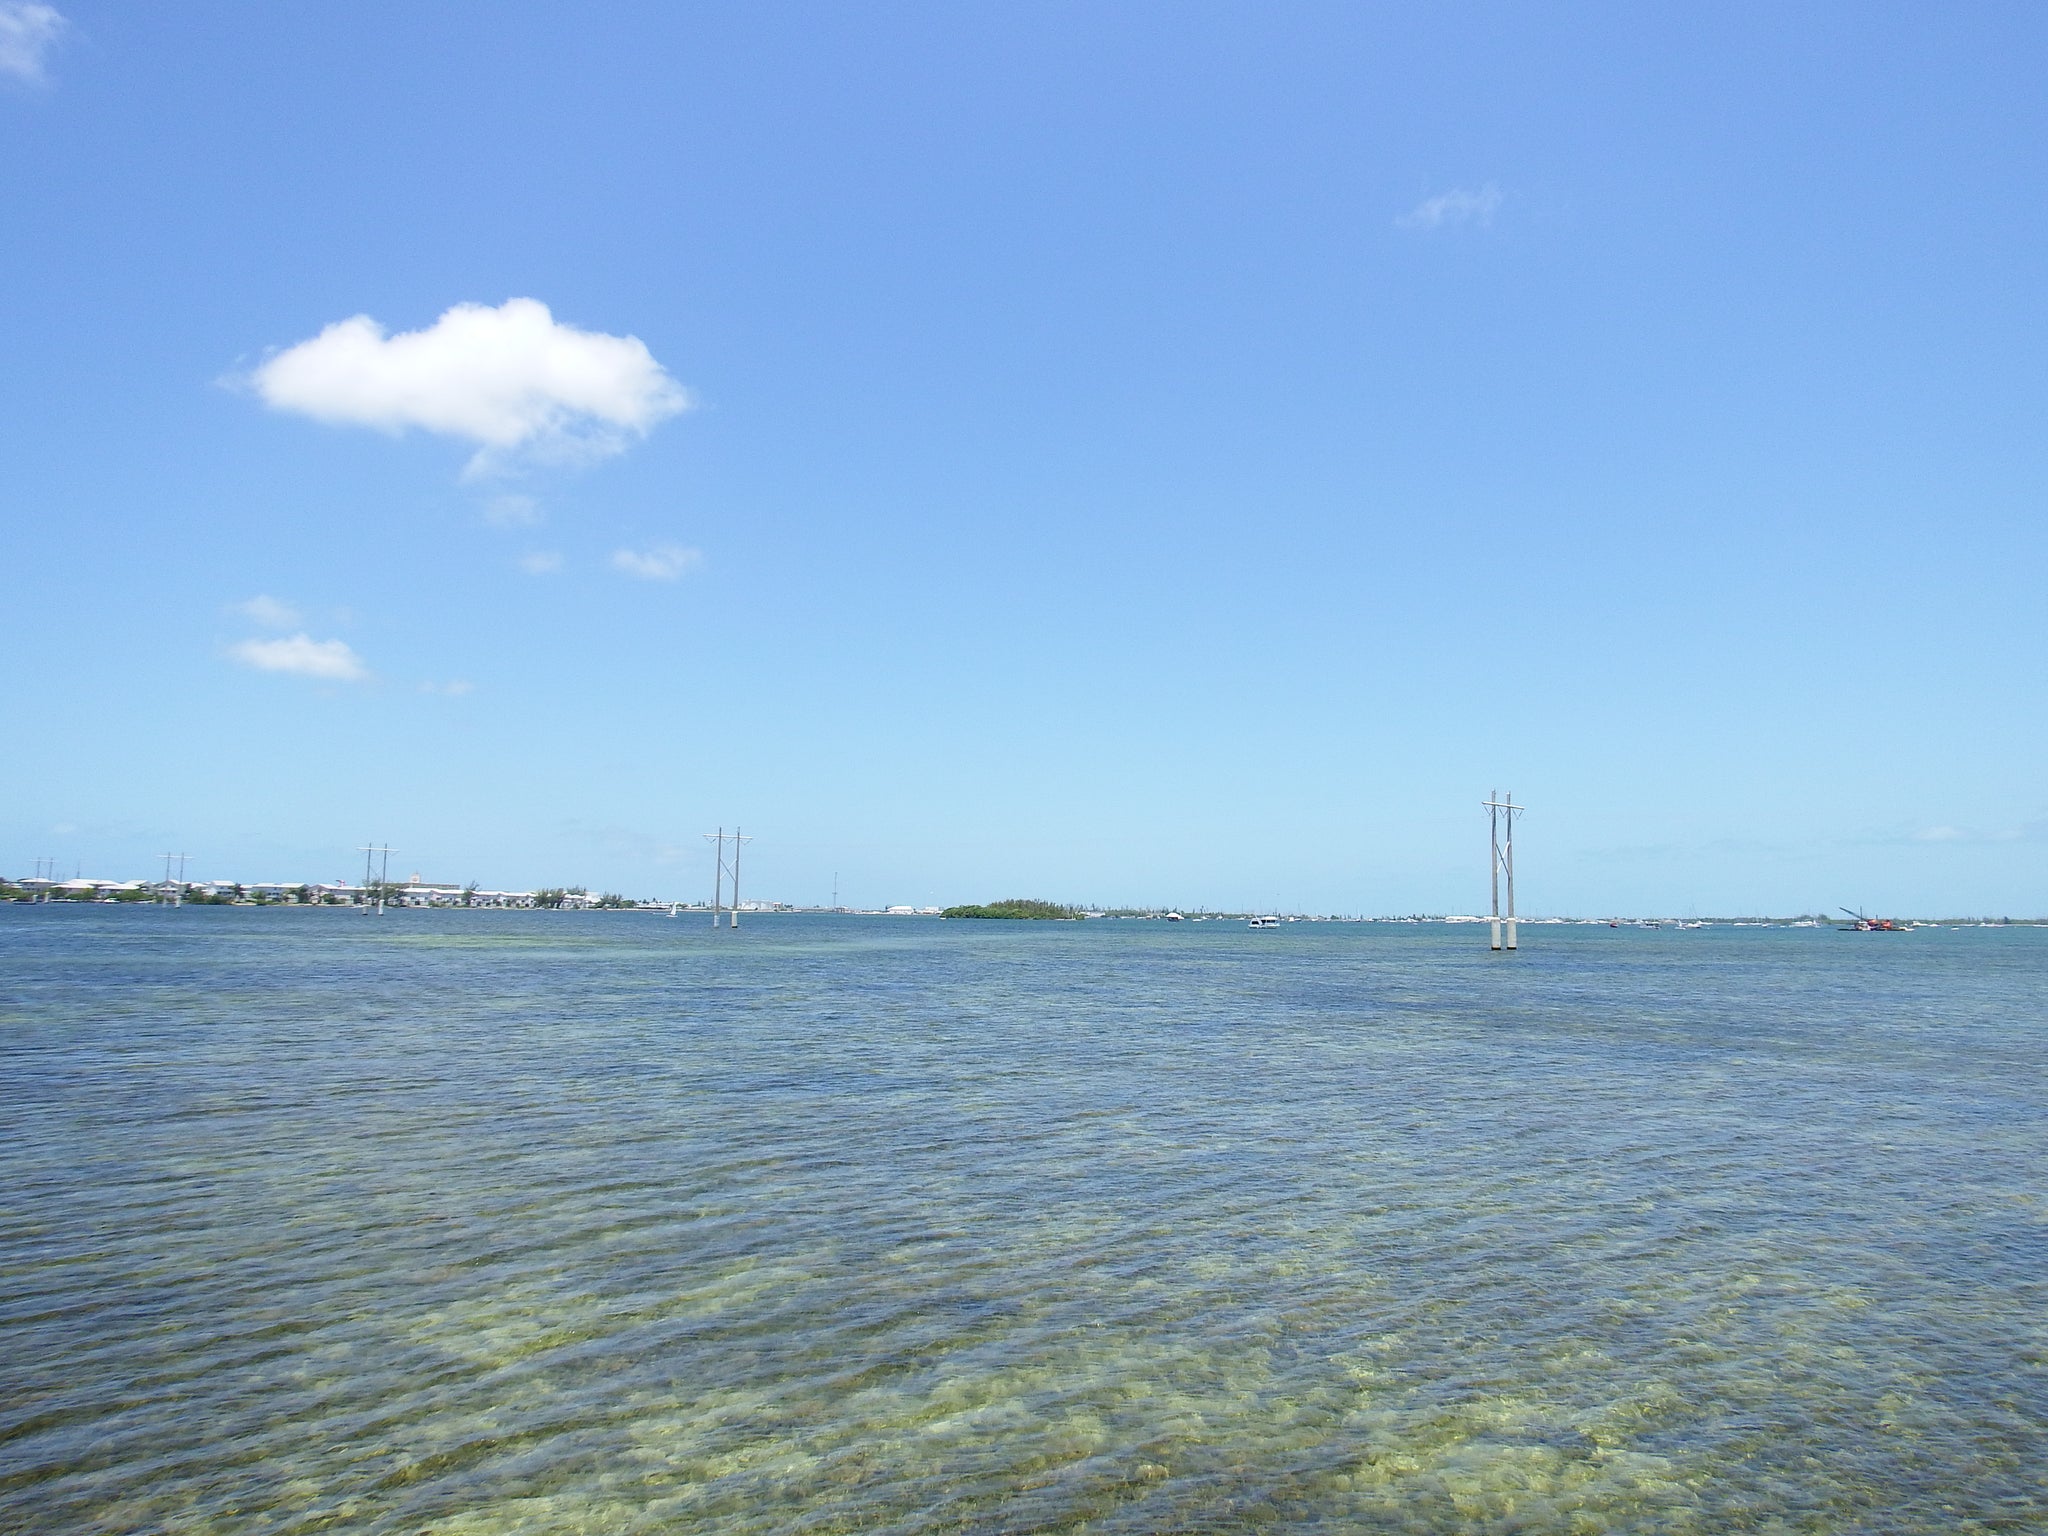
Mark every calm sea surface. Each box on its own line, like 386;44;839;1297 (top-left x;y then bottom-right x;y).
3;908;2045;1534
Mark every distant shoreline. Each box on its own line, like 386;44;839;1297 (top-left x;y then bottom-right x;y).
3;897;2041;926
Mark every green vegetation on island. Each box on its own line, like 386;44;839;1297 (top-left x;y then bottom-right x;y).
940;898;1083;920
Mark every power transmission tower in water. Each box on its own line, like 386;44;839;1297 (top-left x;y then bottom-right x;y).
358;844;393;915
703;829;754;929
1485;792;1523;952
729;829;750;927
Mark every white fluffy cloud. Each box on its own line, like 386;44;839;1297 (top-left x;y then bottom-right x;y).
250;298;688;473
0;3;64;82
233;594;302;629
229;634;369;682
1397;183;1504;231
612;543;702;581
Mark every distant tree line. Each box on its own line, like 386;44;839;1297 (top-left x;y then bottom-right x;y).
940;898;1082;920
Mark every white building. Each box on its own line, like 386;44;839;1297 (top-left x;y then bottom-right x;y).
54;878;141;898
396;881;466;907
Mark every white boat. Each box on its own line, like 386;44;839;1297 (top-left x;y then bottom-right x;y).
1249;916;1279;929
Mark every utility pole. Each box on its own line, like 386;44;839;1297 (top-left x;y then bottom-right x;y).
703;828;754;929
729;828;751;928
358;844;393;915
159;852;188;906
1484;792;1523;951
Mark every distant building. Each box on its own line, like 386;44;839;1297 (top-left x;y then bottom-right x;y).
18;873;548;909
53;878;141;897
396;881;466;907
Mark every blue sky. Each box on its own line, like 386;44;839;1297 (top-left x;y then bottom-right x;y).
3;2;2044;915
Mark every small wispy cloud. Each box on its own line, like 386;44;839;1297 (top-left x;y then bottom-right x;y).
418;679;474;697
562;817;697;865
484;493;542;528
612;543;702;581
518;550;564;575
1397;182;1504;231
1911;823;2034;845
233;594;302;629
0;3;65;84
229;634;369;682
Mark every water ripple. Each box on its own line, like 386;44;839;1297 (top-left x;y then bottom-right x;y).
3;909;2046;1531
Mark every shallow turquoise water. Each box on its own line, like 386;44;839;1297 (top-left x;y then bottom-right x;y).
2;908;2045;1533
